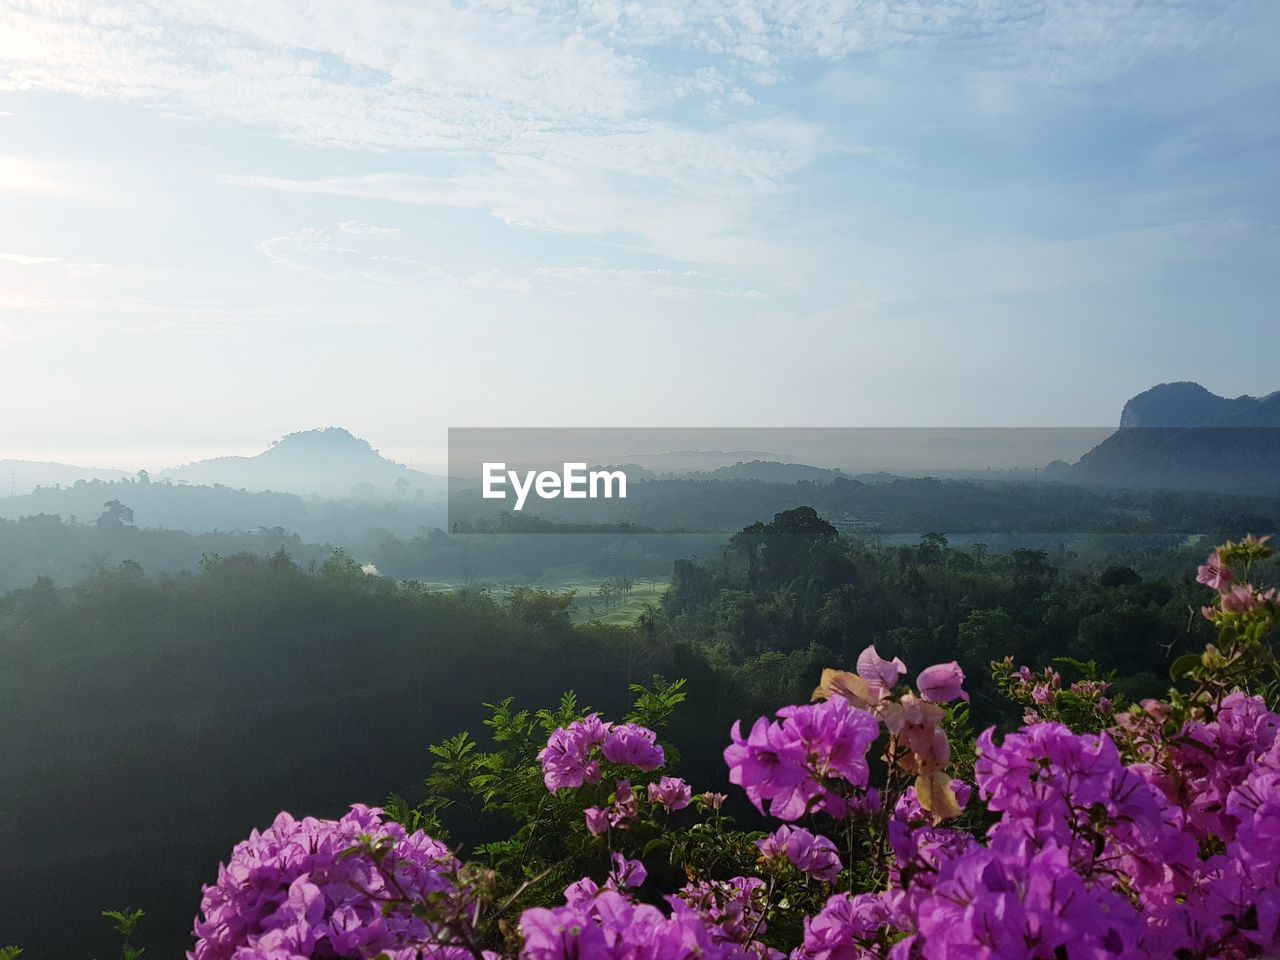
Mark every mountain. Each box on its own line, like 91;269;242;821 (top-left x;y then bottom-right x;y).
1119;382;1280;429
707;460;850;483
0;459;130;496
1071;383;1280;490
162;427;447;499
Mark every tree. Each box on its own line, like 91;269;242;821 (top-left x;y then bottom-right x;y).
1100;565;1142;588
96;500;135;529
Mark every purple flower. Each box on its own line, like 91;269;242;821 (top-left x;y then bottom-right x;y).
610;779;639;829
190;805;461;960
793;893;899;960
756;825;842;883
601;723;665;771
539;714;610;793
648;776;693;811
916;661;968;704
607;853;647;890
584;806;610;837
915;844;1143;960
520;891;747;960
675;876;768;948
725;696;879;821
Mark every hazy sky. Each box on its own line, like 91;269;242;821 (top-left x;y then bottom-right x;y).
2;0;1278;470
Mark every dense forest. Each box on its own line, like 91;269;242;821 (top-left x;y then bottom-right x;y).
0;505;1228;955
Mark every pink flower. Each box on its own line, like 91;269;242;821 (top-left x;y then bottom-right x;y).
1197;551;1234;591
648;776;693;811
916;661;969;704
1221;584;1263;615
1032;683;1053;705
702;792;727;811
610;779;639;828
856;644;907;692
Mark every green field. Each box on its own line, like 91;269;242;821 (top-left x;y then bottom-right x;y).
398;565;668;625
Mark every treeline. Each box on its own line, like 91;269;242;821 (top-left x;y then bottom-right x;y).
452;472;1280;535
0;511;725;592
0;476;447;542
659;508;1217;713
0;511;331;591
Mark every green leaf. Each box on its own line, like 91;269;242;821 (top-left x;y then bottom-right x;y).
1170;653;1201;681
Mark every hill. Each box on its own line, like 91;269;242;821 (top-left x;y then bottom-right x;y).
1072;383;1280;490
0;459;130;495
1119;382;1280;429
162;427;446;499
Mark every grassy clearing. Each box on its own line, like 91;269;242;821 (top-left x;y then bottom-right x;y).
398;564;668;625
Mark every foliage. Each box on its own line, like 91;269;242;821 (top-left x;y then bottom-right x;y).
101;909;146;960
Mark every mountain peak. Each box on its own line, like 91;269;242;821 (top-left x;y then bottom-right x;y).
163;427;443;499
1118;382;1273;429
270;427;378;456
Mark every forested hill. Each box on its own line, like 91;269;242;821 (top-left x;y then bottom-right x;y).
162;427;447;499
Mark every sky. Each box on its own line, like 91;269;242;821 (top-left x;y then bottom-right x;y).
1;0;1278;470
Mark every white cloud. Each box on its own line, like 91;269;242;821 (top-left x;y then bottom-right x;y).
1;0;1246;268
338;220;400;236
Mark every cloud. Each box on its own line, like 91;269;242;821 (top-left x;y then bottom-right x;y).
3;0;1253;268
256;228;531;292
338;220;400;236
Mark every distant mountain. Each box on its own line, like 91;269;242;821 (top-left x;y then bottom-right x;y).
1072;383;1280;490
616;449;795;472
0;459;130;496
162;427;446;499
708;460;850;483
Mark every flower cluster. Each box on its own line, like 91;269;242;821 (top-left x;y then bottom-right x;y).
190;805;464;960
539;715;664;793
755;825;842;883
1197;535;1278;624
724;695;880;820
810;649;969;821
521;891;748;960
649;776;693;811
994;659;1114;729
676;876;771;953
